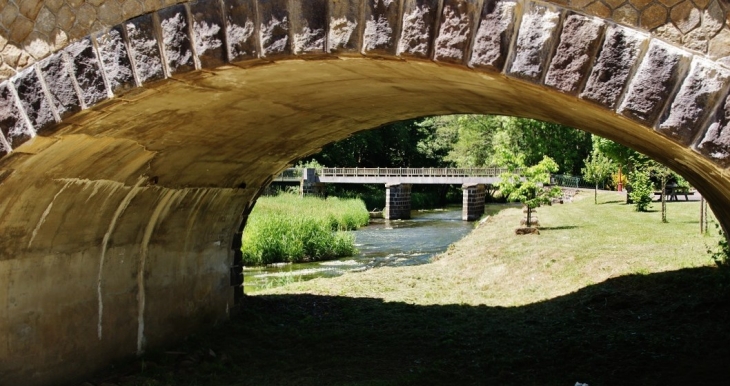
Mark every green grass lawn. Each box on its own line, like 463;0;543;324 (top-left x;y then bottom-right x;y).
89;191;730;386
263;191;721;307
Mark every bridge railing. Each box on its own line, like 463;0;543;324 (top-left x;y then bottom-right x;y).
317;167;509;178
271;168;302;182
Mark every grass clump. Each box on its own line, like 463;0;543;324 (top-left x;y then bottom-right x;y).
241;193;369;265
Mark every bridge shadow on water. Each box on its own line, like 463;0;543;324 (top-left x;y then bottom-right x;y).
98;268;730;386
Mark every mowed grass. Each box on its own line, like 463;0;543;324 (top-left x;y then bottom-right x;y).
241;193;370;265
262;191;721;306
90;191;730;386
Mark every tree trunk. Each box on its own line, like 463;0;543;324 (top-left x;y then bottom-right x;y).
594;183;598;204
661;177;667;223
527;206;532;228
700;196;705;234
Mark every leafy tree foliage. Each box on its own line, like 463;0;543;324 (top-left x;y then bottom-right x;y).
497;148;563;228
628;169;653;212
304;119;450;168
507;118;593;175
582;150;614;204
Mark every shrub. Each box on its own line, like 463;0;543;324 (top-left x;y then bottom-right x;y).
709;223;730;268
241;194;369;265
628;170;653;212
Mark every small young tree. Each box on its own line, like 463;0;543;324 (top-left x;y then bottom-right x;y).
628;169;653;212
648;163;674;223
498;155;563;229
581;150;614;204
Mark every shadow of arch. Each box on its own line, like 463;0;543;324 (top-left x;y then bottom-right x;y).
95;267;730;385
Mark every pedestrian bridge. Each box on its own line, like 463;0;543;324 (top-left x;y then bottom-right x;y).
275;167;507;184
273;167;510;219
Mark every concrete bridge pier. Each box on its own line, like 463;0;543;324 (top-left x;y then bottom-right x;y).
462;184;487;221
385;184;412;220
300;168;326;196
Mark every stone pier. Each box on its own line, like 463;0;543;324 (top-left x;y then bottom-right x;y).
301;168;326;196
462;184;486;221
385;184;412;220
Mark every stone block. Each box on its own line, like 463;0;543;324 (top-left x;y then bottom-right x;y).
670;0;701;34
0;1;19;28
9;15;33;43
612;3;639;25
35;6;56;34
0;81;32;150
327;0;362;53
290;0;327;55
56;4;76;32
190;0;227;68
629;0;654;10
98;0;124;27
584;1;611;18
640;4;668;31
38;53;81;118
12;66;56;132
658;58;730;145
398;0;440;58
125;13;165;83
469;0;517;71
223;0;258;61
158;5;196;74
544;13;604;95
434;0;479;63
94;25;137;95
122;0;145;20
64;38;109;107
697;91;730;167
581;24;646;110
618;39;690;126
257;0;291;58
709;28;730;61
506;2;562;82
362;0;401;55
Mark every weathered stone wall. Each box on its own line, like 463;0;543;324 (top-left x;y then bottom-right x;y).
0;0;728;81
0;1;729;385
1;0;729;165
462;183;486;221
385;183;412;219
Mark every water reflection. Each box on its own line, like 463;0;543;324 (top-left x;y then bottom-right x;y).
243;204;510;292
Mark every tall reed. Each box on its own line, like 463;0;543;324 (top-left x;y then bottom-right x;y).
241;193;370;265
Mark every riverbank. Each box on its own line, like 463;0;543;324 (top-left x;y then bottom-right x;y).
83;191;730;385
260;190;721;305
241;193;369;265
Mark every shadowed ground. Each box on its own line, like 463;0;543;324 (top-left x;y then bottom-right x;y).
84;192;730;386
86;268;730;385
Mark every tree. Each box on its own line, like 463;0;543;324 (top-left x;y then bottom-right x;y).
498;152;563;229
628;169;653;212
581;150;614;204
508;118;593;175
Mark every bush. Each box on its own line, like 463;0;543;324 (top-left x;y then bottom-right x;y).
709;223;730;268
628;170;653;212
241;193;370;265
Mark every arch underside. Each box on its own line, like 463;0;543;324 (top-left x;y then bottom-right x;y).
1;0;730;384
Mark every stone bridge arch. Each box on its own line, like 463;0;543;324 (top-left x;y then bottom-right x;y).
1;0;730;384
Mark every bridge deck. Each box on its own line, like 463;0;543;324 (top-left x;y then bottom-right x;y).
273;167;509;185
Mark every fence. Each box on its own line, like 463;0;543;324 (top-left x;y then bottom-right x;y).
317;167;510;178
550;174;595;189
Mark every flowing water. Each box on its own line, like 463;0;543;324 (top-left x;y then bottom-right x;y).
243;204;511;293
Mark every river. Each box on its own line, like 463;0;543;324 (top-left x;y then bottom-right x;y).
243;204;511;293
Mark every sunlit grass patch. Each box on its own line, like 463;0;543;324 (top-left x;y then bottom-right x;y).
241;193;370;265
264;191;722;307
